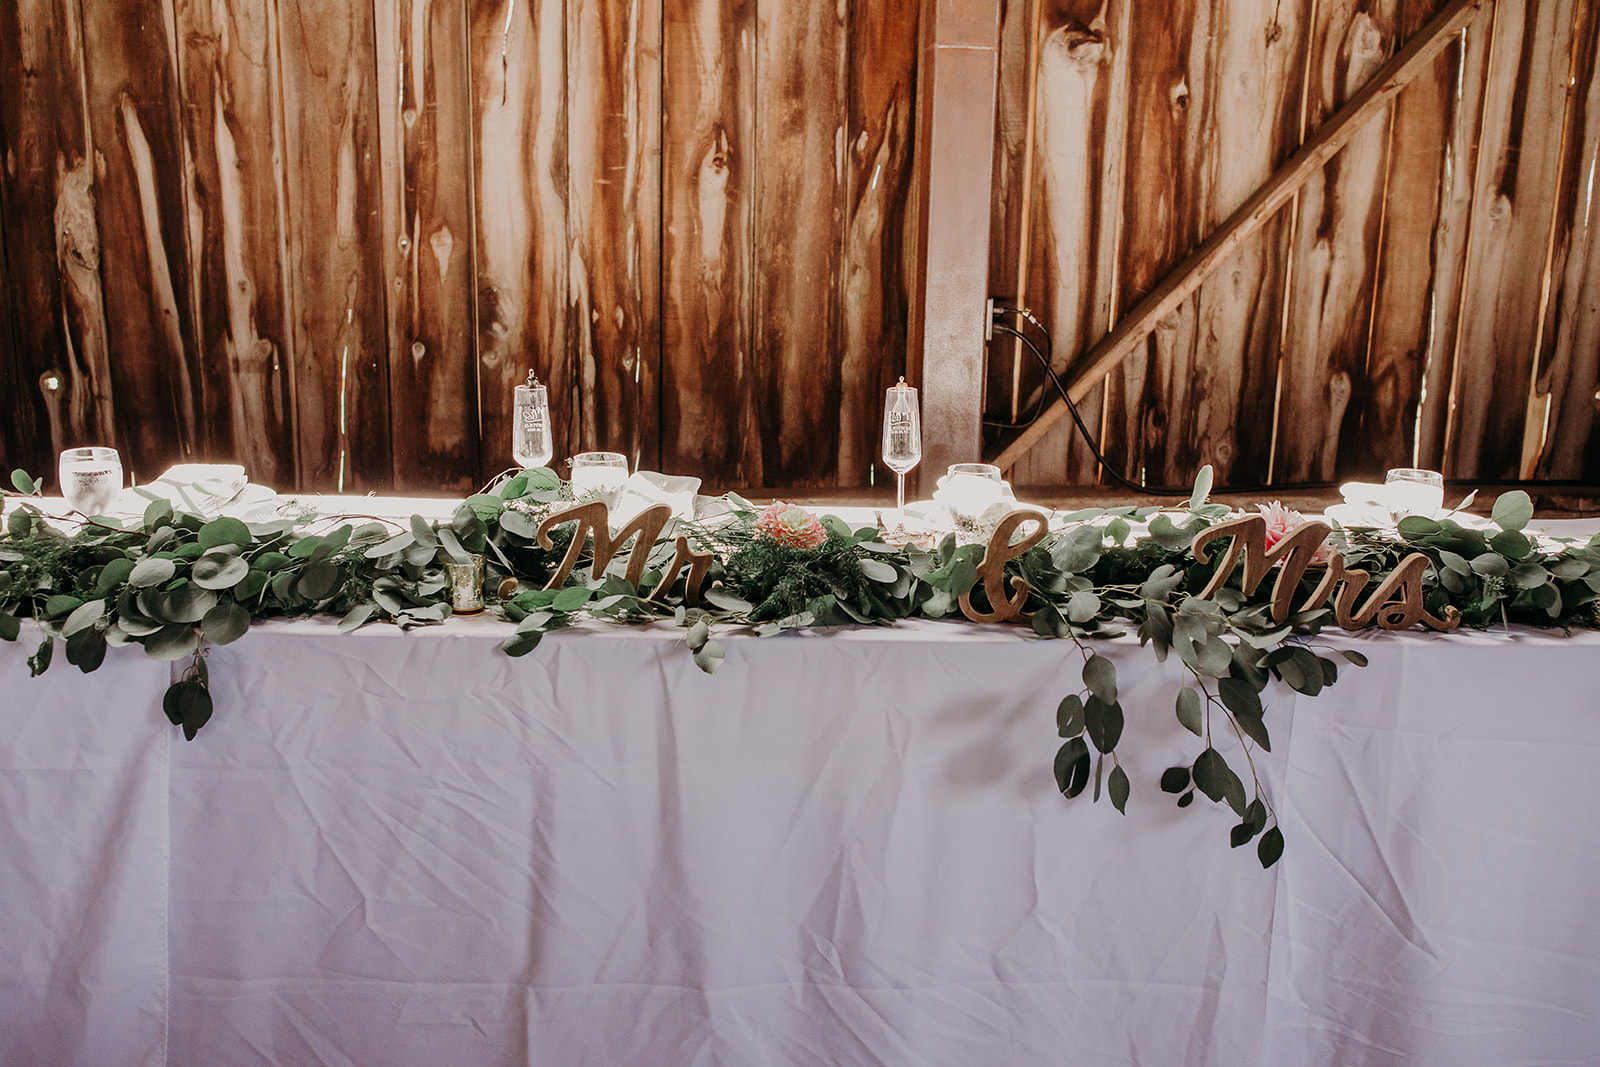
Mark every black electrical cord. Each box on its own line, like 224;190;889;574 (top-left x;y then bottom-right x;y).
988;306;1196;496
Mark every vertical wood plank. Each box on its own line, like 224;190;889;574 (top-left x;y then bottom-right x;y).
1535;0;1600;478
660;0;757;488
753;0;846;486
1111;0;1308;490
376;0;479;492
842;0;919;487
77;0;203;481
469;0;569;482
1361;0;1488;474
0;0;116;470
1448;0;1575;479
986;0;1035;424
171;0;298;489
1276;0;1400;484
1010;0;1129;488
1105;0;1206;490
566;0;663;470
276;0;393;491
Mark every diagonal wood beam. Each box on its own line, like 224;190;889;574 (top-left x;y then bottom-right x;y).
987;0;1487;474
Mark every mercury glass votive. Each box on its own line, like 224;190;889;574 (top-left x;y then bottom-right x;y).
445;555;486;614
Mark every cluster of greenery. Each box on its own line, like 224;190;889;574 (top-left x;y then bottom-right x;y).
4;466;1598;867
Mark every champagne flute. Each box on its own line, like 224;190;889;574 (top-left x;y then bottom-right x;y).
881;378;922;519
513;371;554;469
58;447;123;517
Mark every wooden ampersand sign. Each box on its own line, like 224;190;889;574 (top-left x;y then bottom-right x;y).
1192;514;1459;632
959;510;1051;624
535;502;714;606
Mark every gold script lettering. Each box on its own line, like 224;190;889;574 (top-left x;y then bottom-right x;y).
644;534;714;607
1192;515;1334;624
536;502;672;591
959;510;1051;624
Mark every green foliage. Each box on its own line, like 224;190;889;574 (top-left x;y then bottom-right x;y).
8;463;1600;870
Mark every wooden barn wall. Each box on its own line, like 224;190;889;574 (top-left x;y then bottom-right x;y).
990;0;1600;488
0;0;919;492
4;1;1594;494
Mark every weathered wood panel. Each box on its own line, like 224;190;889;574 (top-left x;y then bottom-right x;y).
1361;0;1487;474
172;0;298;490
660;0;757;488
77;0;202;482
277;0;392;491
1448;0;1576;479
1276;0;1400;484
1106;0;1308;489
469;0;568;481
1535;0;1600;479
0;0;116;474
842;0;919;487
376;0;479;492
1010;0;1128;488
986;0;1037;425
752;0;846;486
566;0;663;469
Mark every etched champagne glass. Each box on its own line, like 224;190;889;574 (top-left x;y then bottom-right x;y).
881;379;922;520
512;371;553;470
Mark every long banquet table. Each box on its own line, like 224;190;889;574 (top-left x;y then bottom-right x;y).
3;500;1599;1065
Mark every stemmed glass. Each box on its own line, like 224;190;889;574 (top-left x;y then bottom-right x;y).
513;371;553;470
58;447;123;517
1384;468;1445;520
881;378;922;518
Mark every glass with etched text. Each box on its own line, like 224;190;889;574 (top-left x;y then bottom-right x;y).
58;447;122;517
569;451;629;511
513;372;554;470
881;379;922;516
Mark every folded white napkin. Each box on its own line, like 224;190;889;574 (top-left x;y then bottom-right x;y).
610;470;702;525
129;463;253;517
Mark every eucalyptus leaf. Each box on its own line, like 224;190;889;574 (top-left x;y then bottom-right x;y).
1057;694;1085;737
693;639;725;674
1084;695;1124;753
162;585;220;624
1147;514;1194;553
704;588;754;613
1339;648;1369;667
498;509;541;540
1192;748;1229;803
1176;686;1203;736
296;561;342;601
1217;676;1262;720
6;509;33;538
129;557;178;589
1233;711;1271;752
502;629;543;657
144;624;200;661
45;594;84;620
201;600;252;645
1054;736;1091;798
1510;562;1550;589
1470;552;1509;577
1188;465;1214;511
162;679;213;741
858;557;899;584
437;526;473;566
143;498;174;530
1066;590;1100;624
338;603;378;633
61;598;106;637
192;552;250;590
1082;654;1117;702
1258;826;1285;868
1159;767;1191;795
10;469;37;494
552;586;593;612
1490;529;1532;560
94;557;137;595
0;613;19;642
1491;490;1534;532
198;517;252;551
366;531;415;558
1108;763;1130;813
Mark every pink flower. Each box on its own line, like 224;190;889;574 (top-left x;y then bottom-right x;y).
1256;502;1333;565
756;502;828;550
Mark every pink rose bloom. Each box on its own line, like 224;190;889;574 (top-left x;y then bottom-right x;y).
756;502;828;550
1256;502;1333;565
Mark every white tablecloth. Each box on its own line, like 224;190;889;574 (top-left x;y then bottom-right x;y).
4;607;1600;1065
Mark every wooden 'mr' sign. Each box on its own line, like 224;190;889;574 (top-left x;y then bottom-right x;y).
961;511;1459;632
535;502;714;606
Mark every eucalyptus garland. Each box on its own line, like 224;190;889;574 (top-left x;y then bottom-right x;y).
4;465;1598;868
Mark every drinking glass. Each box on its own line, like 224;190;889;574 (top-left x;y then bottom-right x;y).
881;379;922;515
1385;468;1444;519
942;462;1005;536
513;372;554;469
569;451;629;510
58;447;123;516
